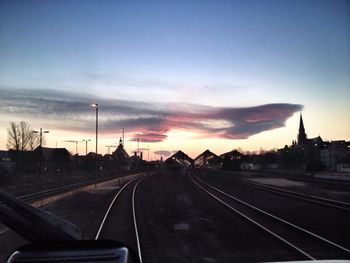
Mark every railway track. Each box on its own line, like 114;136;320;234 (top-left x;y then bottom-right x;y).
0;180;91;234
189;170;350;260
95;176;146;263
14;173;145;203
230;177;350;212
0;173;145;236
17;181;89;202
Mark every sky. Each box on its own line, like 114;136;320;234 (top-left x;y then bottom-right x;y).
0;0;349;159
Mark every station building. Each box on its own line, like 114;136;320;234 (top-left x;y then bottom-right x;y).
194;150;221;169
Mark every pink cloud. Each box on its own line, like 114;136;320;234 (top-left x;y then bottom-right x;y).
1;88;302;142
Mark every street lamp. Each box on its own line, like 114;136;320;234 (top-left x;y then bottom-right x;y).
64;140;81;155
82;139;91;156
91;103;98;184
33;128;49;180
105;145;117;155
33;128;50;147
135;139;141;169
64;140;81;170
136;139;141;157
147;145;149;162
90;103;98;156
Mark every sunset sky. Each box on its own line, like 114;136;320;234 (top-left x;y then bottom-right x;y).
1;0;349;159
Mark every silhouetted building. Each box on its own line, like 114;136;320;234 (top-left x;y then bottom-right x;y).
278;145;304;170
86;152;102;159
194;150;221;169
0;150;15;175
34;146;73;174
8;149;38;174
220;150;245;171
112;138;131;171
278;113;350;172
297;113;307;145
165;150;193;170
320;140;350;171
240;162;261;171
297;113;324;148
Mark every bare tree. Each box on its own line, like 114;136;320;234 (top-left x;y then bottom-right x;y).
7;121;39;151
28;132;40;151
7;122;21;151
7;121;42;182
19;121;31;151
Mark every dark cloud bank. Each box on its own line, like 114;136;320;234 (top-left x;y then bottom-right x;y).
0;88;302;142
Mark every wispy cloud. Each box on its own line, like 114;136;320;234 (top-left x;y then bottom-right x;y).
0;88;302;142
130;130;168;143
154;150;173;157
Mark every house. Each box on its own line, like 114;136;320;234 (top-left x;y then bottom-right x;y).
321;141;350;171
0;150;15;174
33;146;73;174
337;163;350;172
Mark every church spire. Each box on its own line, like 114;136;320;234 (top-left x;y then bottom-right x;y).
297;112;307;145
299;112;305;133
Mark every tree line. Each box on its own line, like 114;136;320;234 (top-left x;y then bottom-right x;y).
7;121;45;151
1;121;46;183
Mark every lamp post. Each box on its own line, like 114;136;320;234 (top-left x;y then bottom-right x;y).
82;139;91;156
136;139;141;157
90;103;98;156
91;103;98;184
33;128;49;180
136;139;141;169
64;140;81;170
33;128;49;147
147;145;149;162
64;140;81;155
105;145;117;155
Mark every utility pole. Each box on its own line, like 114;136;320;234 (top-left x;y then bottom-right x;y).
64;140;81;155
91;103;98;186
105;145;117;155
137;139;141;157
147;145;149;162
33;128;50;147
33;128;49;180
82;139;91;155
64;140;81;170
136;139;141;169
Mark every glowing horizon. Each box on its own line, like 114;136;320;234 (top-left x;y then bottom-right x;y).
1;1;349;158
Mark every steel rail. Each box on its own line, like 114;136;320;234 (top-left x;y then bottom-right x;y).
191;172;350;256
132;178;144;263
0;181;90;237
234;178;350;212
18;182;89;200
17;174;145;202
189;172;315;260
95;176;142;240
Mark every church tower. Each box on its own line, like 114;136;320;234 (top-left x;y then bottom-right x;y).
297;113;307;145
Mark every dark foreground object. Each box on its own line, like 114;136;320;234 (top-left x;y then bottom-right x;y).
7;240;139;263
